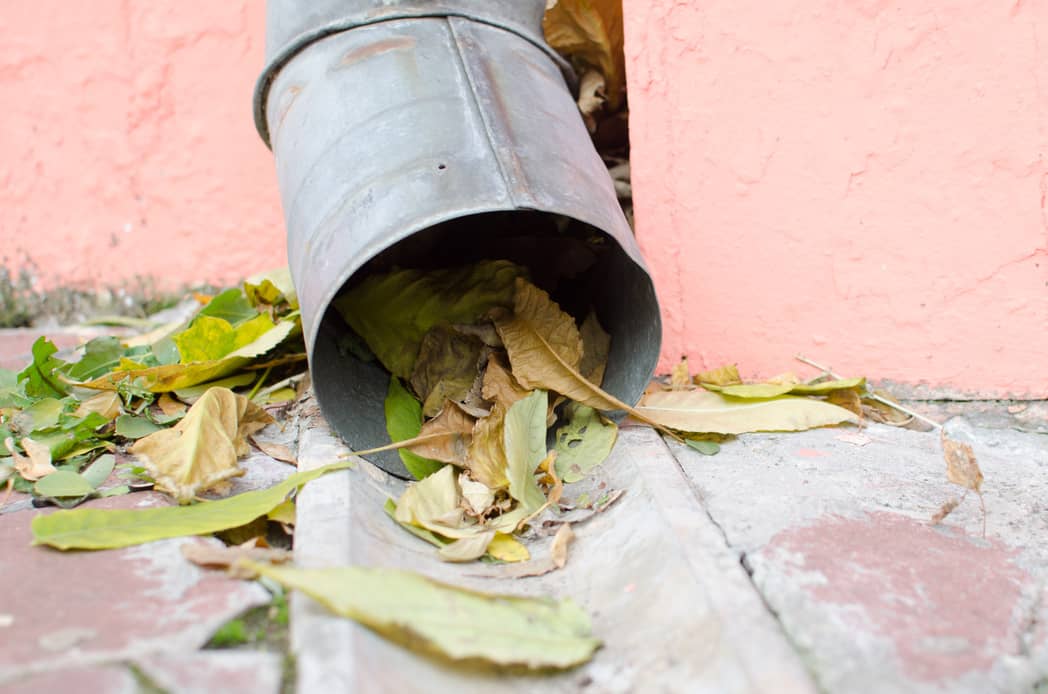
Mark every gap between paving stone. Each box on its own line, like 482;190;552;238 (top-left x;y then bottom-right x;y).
290;398;817;694
668;421;1048;694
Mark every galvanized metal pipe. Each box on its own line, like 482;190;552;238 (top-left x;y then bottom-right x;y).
256;1;661;478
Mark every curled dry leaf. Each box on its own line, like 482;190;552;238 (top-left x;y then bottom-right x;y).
481;353;529;409
578;311;611;387
930;497;960;525
694;364;742;387
131;387;273;504
75;392;123;421
252;438;297;465
157;393;187;418
468;403;510;490
576;69;606;132
543;0;626;112
459;472;495;515
409;402;475;465
410;325;484;418
439;531;496;563
941;431;983;492
7;437;56;481
182;537;292;578
495;279;665;431
827;388;864;418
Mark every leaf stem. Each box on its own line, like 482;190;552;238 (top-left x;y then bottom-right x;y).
794;354;942;429
247;366;273;402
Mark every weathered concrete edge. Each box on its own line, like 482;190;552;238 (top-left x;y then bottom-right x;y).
628;427;819;693
290;412;816;692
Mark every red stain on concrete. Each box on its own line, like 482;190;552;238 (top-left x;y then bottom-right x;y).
770;512;1029;681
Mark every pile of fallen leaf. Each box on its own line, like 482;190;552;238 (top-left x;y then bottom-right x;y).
0;268;304;510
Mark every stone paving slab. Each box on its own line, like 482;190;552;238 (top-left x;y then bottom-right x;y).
0;476;272;689
670;421;1048;693
290;403;816;693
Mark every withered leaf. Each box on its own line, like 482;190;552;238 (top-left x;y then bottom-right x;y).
438;531;496;563
252;438;297;465
695;364;742;387
941;431;983;492
409;403;475;465
550;522;575;570
468;403;510;490
75;392;123;421
157;393;187;419
544;0;626;112
131;387;273;504
7;437;56;481
495;279;662;428
827;388;864;418
410;325;484;418
481;353;529;409
930;497;960;525
459;472;494;515
182;537;291;578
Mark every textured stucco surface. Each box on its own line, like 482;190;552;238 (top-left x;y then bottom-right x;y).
624;1;1048;396
0;2;283;289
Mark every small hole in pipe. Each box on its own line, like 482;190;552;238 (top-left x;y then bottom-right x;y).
437;164;447;171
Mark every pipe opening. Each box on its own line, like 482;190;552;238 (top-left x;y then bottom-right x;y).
309;210;660;478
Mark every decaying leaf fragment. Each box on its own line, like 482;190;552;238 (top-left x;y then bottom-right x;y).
553;403;618;483
410;325;484;417
695;364;742;387
544;0;626;112
131;387;273;504
242;560;602;669
408;403;475;465
941;431;983;492
670;357;692;391
182;537;291;578
6;437;56;481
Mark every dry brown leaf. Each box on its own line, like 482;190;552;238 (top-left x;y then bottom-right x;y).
941;431;983;492
670;357;692;391
7;437;56;481
75;392;123;421
409;402;475;465
766;372;801;386
930;497;960;525
495;279;666;432
252;438;297;465
181;537;291;578
827;388;864;418
694;364;742;387
158;393;188;418
131;388;273;504
550;522;575;570
578;311;610;387
482;353;529;409
544;0;626;112
863;390;914;426
468;403;510;490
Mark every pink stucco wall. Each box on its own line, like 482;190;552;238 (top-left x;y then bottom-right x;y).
0;2;284;289
625;0;1048;397
1;2;1045;395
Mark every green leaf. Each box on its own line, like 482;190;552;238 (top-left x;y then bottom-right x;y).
13;398;65;434
197;288;258;326
333;260;525;379
244;267;298;310
79;320;296;393
504;390;548;512
553;403;618;483
636;390;859;435
81;454;116;488
18;337;68;398
115;415;163;440
31;461;353;550
384;377;443;480
66;337;124;381
34;470;96;498
244;561;601;669
703;377;866;399
685;440;721;456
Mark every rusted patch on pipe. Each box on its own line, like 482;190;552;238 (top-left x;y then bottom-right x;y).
337;36;417;68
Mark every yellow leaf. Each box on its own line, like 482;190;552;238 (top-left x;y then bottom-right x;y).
459;472;494;515
636;389;858;435
487;533;530;563
941;431;983;493
130;388;273;504
550;523;575;570
393;465;486;540
544;0;626;111
268;499;296;525
157;393;187;418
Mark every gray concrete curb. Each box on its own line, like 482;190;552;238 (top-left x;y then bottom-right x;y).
290;401;816;693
